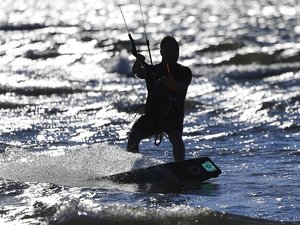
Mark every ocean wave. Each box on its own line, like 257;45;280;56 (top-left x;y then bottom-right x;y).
0;86;85;96
282;123;300;132
95;38;145;54
290;95;300;105
195;41;300;67
49;201;297;225
0;180;29;197
222;63;300;80
25;49;61;60
197;42;245;53
101;51;132;75
218;51;300;66
0;23;47;31
0;101;28;109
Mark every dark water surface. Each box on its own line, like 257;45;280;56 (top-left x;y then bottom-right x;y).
0;0;299;224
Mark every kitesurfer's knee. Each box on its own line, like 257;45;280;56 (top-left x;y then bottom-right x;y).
126;129;143;153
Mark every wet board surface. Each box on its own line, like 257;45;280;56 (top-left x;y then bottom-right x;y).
99;157;222;183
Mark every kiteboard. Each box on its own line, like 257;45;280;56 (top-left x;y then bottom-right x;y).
99;157;221;183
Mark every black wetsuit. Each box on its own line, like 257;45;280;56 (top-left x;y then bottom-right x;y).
132;62;192;137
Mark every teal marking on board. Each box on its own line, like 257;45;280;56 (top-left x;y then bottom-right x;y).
201;161;217;172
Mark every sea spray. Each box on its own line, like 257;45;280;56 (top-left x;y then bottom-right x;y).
0;143;162;186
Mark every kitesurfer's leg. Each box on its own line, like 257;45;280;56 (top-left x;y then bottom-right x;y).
167;130;185;161
127;114;155;153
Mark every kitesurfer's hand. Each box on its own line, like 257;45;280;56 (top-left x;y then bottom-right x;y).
132;54;146;77
136;54;145;64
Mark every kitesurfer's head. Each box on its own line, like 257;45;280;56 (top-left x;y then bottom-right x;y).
160;35;179;65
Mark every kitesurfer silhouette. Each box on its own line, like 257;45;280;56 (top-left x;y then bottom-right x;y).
127;35;192;161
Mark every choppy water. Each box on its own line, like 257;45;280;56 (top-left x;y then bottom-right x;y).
0;0;300;224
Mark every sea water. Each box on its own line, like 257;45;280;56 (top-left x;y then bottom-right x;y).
0;0;299;224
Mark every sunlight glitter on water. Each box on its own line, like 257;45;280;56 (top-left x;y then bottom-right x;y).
0;0;300;224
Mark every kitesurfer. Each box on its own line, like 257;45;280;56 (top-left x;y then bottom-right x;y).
127;35;192;161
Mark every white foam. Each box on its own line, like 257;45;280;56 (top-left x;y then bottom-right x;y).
0;143;163;187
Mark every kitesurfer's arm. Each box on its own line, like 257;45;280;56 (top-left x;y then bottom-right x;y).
132;54;147;79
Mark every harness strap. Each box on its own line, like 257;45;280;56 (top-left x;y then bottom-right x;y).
153;96;176;146
154;132;163;146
